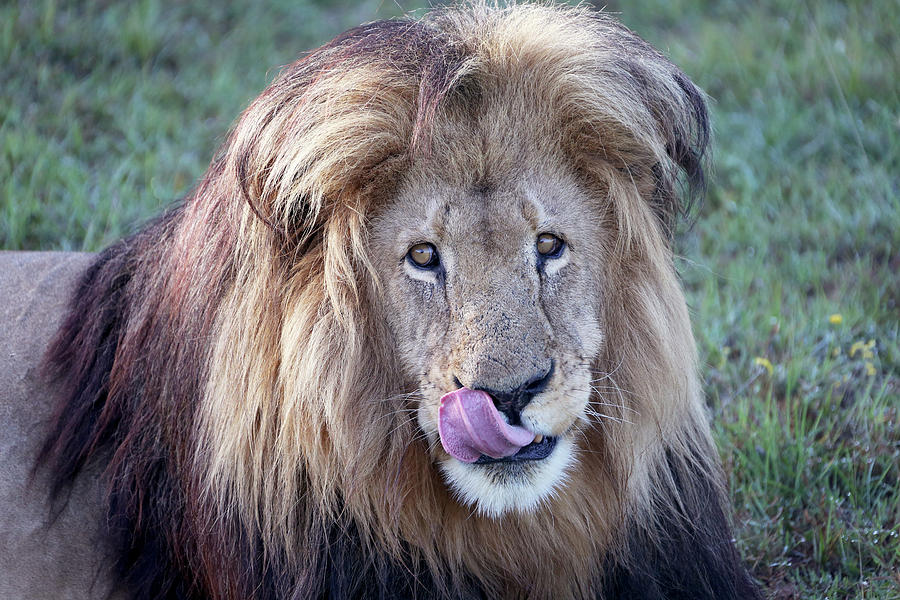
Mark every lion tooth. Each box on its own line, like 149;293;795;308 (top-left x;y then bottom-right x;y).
534;434;544;444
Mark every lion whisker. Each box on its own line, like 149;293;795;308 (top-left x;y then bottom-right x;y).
582;407;633;426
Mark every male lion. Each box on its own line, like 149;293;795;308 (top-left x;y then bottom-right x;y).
0;3;761;599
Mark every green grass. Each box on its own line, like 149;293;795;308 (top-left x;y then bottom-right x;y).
2;1;897;598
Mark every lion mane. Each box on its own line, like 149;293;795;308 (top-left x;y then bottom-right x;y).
38;3;759;599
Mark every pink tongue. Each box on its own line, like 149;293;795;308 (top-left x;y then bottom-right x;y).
438;388;535;463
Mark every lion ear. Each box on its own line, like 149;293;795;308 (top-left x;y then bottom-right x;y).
639;67;710;236
553;15;710;238
655;70;710;234
220;20;448;253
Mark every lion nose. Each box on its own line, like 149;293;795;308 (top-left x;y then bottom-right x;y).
465;361;554;426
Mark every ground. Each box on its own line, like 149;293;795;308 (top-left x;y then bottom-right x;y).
1;1;897;598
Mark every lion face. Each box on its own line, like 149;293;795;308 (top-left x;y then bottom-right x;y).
371;159;608;517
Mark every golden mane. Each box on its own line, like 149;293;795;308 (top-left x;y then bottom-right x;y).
38;3;758;598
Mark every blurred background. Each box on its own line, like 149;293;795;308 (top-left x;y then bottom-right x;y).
1;0;897;597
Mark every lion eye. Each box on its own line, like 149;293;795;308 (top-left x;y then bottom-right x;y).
407;242;440;269
536;233;564;258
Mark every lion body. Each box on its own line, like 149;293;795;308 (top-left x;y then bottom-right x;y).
6;4;760;599
0;252;119;600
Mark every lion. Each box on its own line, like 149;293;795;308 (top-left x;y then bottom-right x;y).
0;3;761;599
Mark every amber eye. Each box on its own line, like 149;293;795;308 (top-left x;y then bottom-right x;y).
407;242;440;269
536;233;565;258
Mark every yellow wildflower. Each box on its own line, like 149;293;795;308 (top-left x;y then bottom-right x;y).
863;340;876;359
850;340;876;359
865;362;876;376
831;347;841;358
829;314;843;325
754;357;774;376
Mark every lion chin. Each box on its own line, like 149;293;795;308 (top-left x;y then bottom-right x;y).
439;437;578;518
8;3;765;599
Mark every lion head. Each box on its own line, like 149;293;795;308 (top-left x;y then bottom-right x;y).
40;3;760;599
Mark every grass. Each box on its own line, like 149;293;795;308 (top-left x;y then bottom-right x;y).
0;0;413;249
2;0;897;598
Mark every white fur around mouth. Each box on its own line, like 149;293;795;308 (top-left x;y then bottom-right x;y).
439;436;576;518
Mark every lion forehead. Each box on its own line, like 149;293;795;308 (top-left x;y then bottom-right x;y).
377;163;599;262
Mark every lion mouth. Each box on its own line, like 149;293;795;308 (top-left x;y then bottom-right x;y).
473;435;558;464
437;387;560;464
